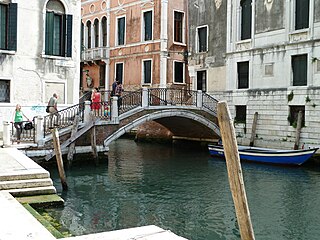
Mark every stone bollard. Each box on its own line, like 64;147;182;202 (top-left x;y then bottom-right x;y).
142;87;148;107
2;121;11;147
84;100;91;123
197;90;203;108
111;96;119;123
35;116;44;147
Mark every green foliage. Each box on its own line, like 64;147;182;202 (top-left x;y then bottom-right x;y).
305;96;311;103
287;91;294;102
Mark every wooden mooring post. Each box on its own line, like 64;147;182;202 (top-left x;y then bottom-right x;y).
294;110;303;150
249;112;258;147
52;128;68;191
91;126;98;164
67;116;80;166
217;101;255;240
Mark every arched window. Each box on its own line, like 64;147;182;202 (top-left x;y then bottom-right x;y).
81;22;84;50
101;17;107;47
87;21;91;49
45;0;73;57
94;19;99;48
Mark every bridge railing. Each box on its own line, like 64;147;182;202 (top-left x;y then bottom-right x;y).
202;92;218;114
43;103;85;137
119;89;143;115
148;88;197;106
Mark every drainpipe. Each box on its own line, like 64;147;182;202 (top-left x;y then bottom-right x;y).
160;0;168;88
2;121;10;147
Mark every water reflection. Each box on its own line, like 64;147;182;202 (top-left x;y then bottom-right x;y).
46;139;320;240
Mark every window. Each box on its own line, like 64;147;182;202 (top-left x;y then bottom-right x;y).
94;19;99;48
143;11;152;41
240;0;252;40
0;80;10;103
237;61;249;89
115;62;124;83
295;0;309;30
174;11;184;43
197;71;207;92
81;22;84;51
100;64;105;87
142;60;152;84
0;3;17;51
102;17;107;47
292;54;307;86
197;26;208;52
235;106;247;123
288;106;305;127
174;61;184;83
117;16;125;46
86;21;91;49
45;0;72;57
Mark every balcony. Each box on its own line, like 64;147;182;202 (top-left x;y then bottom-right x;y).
81;47;110;62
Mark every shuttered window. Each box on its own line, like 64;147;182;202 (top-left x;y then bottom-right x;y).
197;71;207;92
238;61;249;89
45;2;72;57
174;11;183;43
295;0;309;30
143;60;152;84
240;0;252;40
174;62;184;83
117;17;125;45
197;26;207;52
116;63;124;84
0;3;17;51
143;11;152;41
292;54;307;86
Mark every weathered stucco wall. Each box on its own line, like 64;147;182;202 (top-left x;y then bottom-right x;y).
255;0;284;33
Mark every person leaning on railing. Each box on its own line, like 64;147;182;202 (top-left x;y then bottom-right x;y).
47;93;60;127
12;104;30;144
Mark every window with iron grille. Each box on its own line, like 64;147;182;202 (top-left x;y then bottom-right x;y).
117;17;125;46
235;105;246;123
143;11;152;41
197;26;207;52
0;3;17;51
0;80;10;103
174;61;184;83
237;61;249;89
174;11;184;43
240;0;252;40
292;54;307;86
45;0;72;57
295;0;309;30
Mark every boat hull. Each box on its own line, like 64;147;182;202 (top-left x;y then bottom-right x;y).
208;145;318;166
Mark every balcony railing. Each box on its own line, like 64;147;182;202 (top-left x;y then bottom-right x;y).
81;47;110;61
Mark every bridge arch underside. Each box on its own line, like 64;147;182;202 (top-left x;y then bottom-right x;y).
104;109;220;146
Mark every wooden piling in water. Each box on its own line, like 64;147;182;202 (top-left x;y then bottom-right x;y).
91;126;98;163
249;112;258;147
67;115;80;166
52;128;68;191
217;101;255;240
294;110;303;150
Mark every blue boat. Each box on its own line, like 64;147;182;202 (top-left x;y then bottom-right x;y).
208;144;319;166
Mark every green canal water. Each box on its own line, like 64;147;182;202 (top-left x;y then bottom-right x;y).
45;138;320;240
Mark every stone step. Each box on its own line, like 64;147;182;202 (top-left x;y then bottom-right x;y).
0;178;53;190
4;186;57;197
0;172;50;182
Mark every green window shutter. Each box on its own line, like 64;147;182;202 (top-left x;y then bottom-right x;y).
45;12;54;55
66;15;72;57
238;61;249;89
7;3;17;51
0;4;7;49
144;60;151;84
144;11;152;41
295;0;309;30
292;55;307;86
241;0;252;40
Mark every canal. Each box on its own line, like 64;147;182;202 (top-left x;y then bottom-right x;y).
45;138;320;240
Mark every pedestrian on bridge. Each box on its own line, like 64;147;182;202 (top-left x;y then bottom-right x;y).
115;83;124;110
47;93;60;127
91;87;101;115
12;104;30;144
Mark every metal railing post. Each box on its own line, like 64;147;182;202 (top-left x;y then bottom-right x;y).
197;90;203;108
111;96;119;123
2;121;10;147
35;116;44;147
84;100;91;123
142;87;148;107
